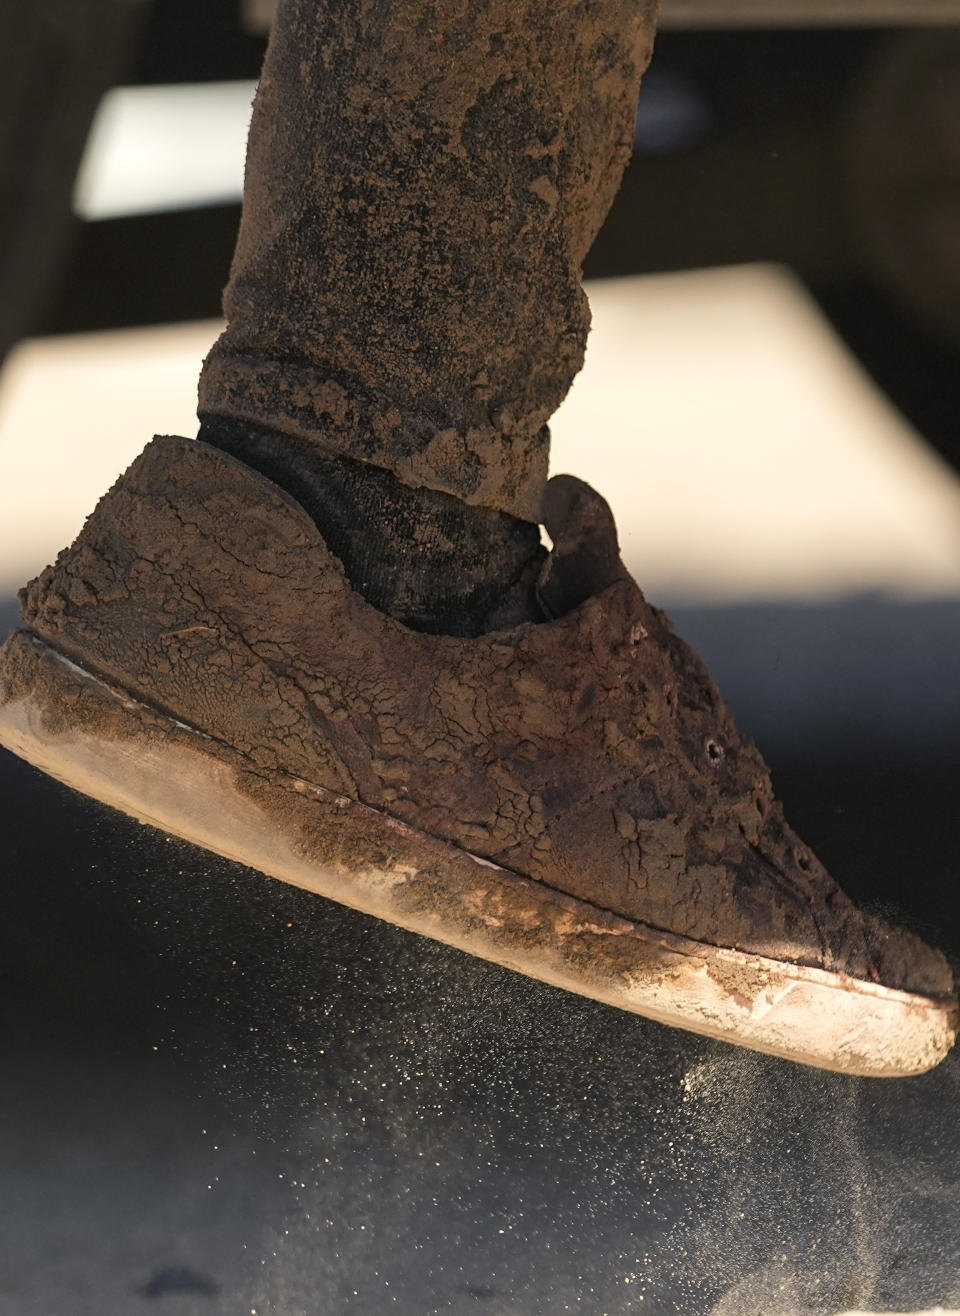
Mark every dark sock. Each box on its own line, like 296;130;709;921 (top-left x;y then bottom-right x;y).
199;418;546;638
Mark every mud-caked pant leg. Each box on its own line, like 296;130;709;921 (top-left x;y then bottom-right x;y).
198;0;657;524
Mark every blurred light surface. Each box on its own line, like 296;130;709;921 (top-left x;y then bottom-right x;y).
2;264;958;607
550;266;960;603
74;74;714;219
73;81;256;220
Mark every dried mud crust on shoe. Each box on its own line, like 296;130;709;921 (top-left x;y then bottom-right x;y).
1;434;956;1075
0;630;955;1078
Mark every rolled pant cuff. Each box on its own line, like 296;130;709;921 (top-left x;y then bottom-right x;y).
198;352;550;523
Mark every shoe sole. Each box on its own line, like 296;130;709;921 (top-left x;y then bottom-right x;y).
1;627;955;1077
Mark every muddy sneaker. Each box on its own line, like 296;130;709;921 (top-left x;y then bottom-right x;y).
0;435;955;1075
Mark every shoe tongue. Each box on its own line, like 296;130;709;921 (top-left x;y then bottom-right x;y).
537;475;628;618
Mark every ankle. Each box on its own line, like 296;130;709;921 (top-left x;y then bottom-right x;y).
198;419;546;637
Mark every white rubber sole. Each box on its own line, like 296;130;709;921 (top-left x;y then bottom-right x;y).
0;628;955;1077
